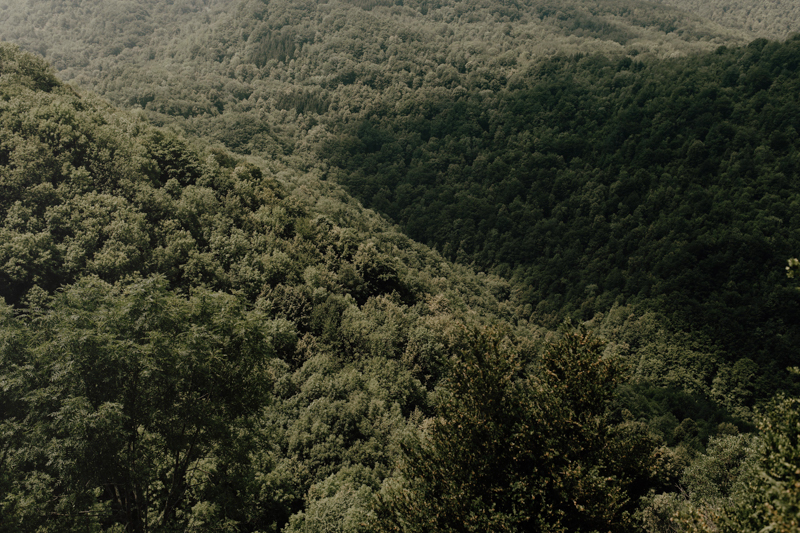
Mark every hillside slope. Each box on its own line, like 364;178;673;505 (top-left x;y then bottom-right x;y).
2;9;800;530
0;0;752;148
650;0;800;41
0;42;537;532
2;0;798;424
5;42;763;533
325;36;800;384
2;0;798;400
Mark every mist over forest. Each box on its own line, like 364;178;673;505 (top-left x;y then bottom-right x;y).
1;1;799;531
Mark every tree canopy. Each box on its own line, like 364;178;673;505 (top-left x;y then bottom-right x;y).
1;0;800;529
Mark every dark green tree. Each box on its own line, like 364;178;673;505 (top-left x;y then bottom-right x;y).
374;326;664;532
0;276;277;532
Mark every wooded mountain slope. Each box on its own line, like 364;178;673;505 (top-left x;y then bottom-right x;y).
0;42;695;533
2;0;800;528
0;42;537;532
4;44;799;533
303;24;800;407
0;0;752;148
3;2;797;386
2;0;799;464
651;0;800;41
325;36;800;391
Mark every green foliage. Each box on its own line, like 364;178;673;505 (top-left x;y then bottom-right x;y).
2;3;796;389
0;42;61;94
2;7;800;531
4;0;797;412
650;0;800;41
786;257;799;279
374;327;664;532
642;396;800;533
0;43;531;532
640;432;756;533
323;37;800;401
0;276;275;532
754;396;800;533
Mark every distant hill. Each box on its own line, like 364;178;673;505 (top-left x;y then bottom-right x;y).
650;0;800;41
0;0;752;141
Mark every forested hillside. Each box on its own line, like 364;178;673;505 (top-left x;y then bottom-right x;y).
6;0;791;402
0;0;752;150
0;43;532;531
0;41;749;533
651;0;800;40
3;0;797;384
327;36;800;392
2;0;800;530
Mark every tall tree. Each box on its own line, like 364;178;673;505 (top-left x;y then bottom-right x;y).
374;326;664;532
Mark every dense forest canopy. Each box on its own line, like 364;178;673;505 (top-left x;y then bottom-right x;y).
651;0;800;41
1;0;800;531
0;0;755;144
0;42;734;533
327;36;800;387
0;42;537;531
3;2;799;381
